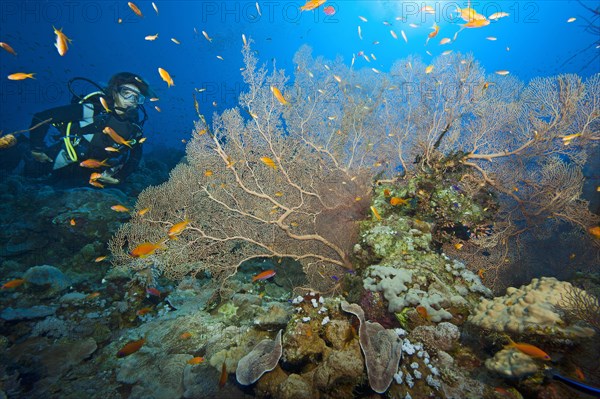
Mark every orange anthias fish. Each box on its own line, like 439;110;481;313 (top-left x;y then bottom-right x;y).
0;42;17;56
270;86;289;105
260;156;277;169
168;219;190;240
1;278;26;290
390;197;408;206
53;26;72;56
7;73;35;80
111;205;130;212
187;356;205;365
129;240;167;258
180;332;192;339
300;0;326;12
158;67;174;87
505;337;551;360
136;307;152;316
425;23;439;45
103;126;132;148
89;179;104;188
80;158;109;168
219;361;227;388
588;226;600;239
117;337;146;358
415;305;431;321
127;2;144;17
252;269;276;282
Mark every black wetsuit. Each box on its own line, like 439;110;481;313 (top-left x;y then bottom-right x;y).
27;98;144;182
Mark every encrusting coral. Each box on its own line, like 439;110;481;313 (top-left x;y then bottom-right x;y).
469;277;596;339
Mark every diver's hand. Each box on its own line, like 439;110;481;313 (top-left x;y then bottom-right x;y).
31;150;52;163
96;171;120;185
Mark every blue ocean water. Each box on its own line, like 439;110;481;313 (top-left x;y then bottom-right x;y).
0;0;598;152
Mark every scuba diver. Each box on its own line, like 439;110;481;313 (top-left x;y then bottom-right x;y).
26;72;155;186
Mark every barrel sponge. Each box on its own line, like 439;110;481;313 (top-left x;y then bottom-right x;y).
469;277;595;338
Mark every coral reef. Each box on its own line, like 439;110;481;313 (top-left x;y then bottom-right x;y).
469;277;596;339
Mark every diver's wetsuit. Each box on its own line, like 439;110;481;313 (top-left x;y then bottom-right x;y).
27;99;144;181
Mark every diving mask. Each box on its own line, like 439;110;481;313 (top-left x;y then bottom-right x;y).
117;86;145;105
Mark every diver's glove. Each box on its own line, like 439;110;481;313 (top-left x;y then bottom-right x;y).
96;170;120;185
30;150;53;163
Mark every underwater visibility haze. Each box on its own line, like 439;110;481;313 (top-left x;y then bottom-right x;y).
0;1;599;398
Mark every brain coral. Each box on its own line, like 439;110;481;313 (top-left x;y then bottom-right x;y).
469;277;595;339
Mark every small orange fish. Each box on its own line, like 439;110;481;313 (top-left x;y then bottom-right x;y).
129;240;167;258
270;86;288;105
454;242;464;250
80;158;109;168
1;278;25;290
168;219;190;239
70;218;76;226
104;146;120;153
477;268;485;279
574;366;585;381
260;156;277;169
139;137;147;143
171;38;180;45
99;97;111;112
86;292;101;300
7;72;35;80
0;42;17;56
187;356;205;365
145;33;159;41
111;205;130;212
415;305;430;321
180;332;192;339
89;180;104;188
219;361;227;388
127;2;143;17
136;307;152;316
137;208;150;216
158;67;174;87
370;206;382;221
154;106;161;112
588;226;600;240
505;337;551;360
252;269;276;282
383;189;391;197
117;337;146;358
103;126;132;148
428;23;439;39
204;170;213;177
390;197;408;206
94;255;108;262
90;172;102;181
53;26;72;56
300;0;326;12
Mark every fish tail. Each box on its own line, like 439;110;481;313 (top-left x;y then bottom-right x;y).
504;336;516;348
